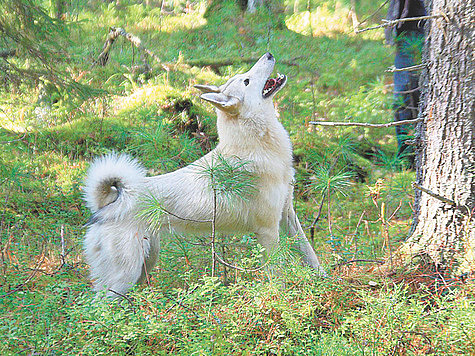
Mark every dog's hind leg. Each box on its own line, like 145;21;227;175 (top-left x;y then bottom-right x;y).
280;202;327;276
84;221;154;298
137;234;160;285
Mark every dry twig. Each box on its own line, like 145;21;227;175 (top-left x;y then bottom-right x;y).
333;259;384;269
0;246;46;299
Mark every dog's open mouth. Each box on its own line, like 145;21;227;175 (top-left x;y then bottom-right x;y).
262;73;287;98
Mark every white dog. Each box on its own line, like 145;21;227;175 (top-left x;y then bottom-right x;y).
83;53;325;297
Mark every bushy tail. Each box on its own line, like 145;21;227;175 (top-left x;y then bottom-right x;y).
83;153;146;219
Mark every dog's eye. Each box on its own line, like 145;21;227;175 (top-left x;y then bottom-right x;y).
243;78;250;86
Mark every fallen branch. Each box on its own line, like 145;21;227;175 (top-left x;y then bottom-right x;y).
94;27;166;70
310;118;423;128
355;14;445;33
164;285;201;319
94;28;306;74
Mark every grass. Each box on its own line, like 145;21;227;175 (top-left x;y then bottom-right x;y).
1;0;473;354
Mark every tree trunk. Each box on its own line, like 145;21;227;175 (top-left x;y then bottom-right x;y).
403;0;475;273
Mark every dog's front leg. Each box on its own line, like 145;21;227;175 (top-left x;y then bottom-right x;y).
255;226;280;258
280;202;327;276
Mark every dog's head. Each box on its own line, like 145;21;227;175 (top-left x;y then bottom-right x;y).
195;53;287;117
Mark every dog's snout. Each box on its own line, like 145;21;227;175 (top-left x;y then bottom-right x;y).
266;52;274;60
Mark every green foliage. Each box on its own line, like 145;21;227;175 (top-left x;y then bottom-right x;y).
1;1;473;354
196;153;257;202
396;32;424;64
0;0;104;100
137;193;166;233
342;284;475;355
129;120;202;171
310;165;353;197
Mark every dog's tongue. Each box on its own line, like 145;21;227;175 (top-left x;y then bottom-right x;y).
264;78;277;91
262;74;286;98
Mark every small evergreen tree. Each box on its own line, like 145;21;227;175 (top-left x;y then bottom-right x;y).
0;0;100;99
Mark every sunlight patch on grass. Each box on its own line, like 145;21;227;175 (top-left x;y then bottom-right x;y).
117;84;184;111
285;3;352;37
138;8;207;33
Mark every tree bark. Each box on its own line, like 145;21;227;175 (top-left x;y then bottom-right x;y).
403;0;475;272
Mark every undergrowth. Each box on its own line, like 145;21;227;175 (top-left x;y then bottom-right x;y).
1;0;473;354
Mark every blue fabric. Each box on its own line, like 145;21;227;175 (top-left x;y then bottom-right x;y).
393;32;422;158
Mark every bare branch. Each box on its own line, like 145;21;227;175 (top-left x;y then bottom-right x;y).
108;289;136;309
394;87;421;94
310;118;423;128
354;0;391;29
160;206;212;223
355;14;445;33
352;210;366;259
387;64;426;72
214;252;270;273
94;27;166;70
412;183;457;207
0;247;46;299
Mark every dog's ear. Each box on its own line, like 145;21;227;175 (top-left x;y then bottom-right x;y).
200;93;241;114
194;84;221;93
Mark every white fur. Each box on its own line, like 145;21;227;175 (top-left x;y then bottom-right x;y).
83;53;325;297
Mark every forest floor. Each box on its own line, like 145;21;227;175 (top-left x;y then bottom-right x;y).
1;1;473;354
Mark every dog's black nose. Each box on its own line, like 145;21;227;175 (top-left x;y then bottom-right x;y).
266;52;274;60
